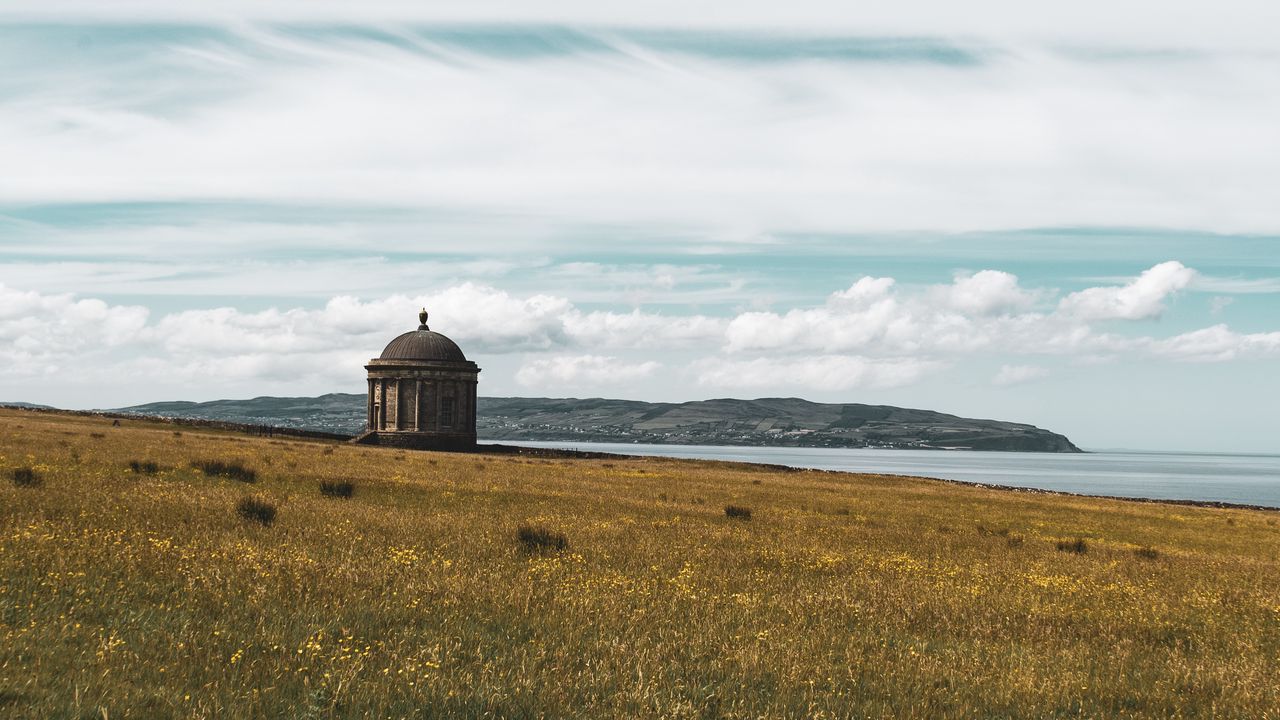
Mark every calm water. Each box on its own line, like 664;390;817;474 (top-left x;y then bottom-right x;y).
487;441;1280;508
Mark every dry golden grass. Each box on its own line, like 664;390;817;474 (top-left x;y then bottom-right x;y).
1;408;1278;718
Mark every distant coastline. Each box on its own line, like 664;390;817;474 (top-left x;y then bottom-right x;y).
4;404;1274;512
97;393;1083;454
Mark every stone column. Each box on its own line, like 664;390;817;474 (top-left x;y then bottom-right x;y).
414;379;422;431
396;379;404;430
471;379;478;433
377;379;386;431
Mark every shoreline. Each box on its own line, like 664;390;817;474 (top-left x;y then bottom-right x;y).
4;405;1276;514
486;441;1280;514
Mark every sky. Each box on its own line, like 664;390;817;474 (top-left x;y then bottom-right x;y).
1;2;1278;452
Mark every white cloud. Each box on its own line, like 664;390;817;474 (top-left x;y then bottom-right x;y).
516;355;660;387
1148;324;1280;362
3;262;1279;405
1058;261;1196;321
722;262;1226;362
0;283;149;374
693;355;939;391
0;281;712;387
725;276;906;354
726;269;1049;356
417;285;575;352
937;270;1038;316
146;284;575;359
829;277;896;307
992;364;1049;386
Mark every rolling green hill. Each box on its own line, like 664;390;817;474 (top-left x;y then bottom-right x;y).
114;394;1081;452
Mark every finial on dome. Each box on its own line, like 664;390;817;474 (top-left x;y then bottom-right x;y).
418;307;429;330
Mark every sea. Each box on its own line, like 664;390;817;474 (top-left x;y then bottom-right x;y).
485;441;1280;509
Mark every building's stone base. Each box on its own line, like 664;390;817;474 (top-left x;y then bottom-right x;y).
351;431;477;452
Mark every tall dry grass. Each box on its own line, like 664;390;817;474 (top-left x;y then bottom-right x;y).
1;408;1278;718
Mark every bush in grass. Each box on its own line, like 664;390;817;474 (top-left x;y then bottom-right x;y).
725;504;752;521
517;525;568;554
11;467;41;488
1057;537;1088;554
319;481;355;499
128;460;160;475
193;459;257;483
237;496;277;526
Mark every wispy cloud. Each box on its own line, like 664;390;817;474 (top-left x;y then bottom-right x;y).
992;364;1049;386
693;355;940;391
4;2;1278;48
1192;276;1280;294
1148;324;1280;362
2;24;1280;234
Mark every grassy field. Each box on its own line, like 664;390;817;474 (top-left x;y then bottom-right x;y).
1;408;1278;719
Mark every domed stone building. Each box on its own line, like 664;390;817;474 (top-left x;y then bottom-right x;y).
355;309;480;451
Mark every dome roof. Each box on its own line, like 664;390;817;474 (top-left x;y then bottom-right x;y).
377;309;468;363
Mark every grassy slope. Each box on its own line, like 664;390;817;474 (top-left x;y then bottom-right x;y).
1;409;1278;719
